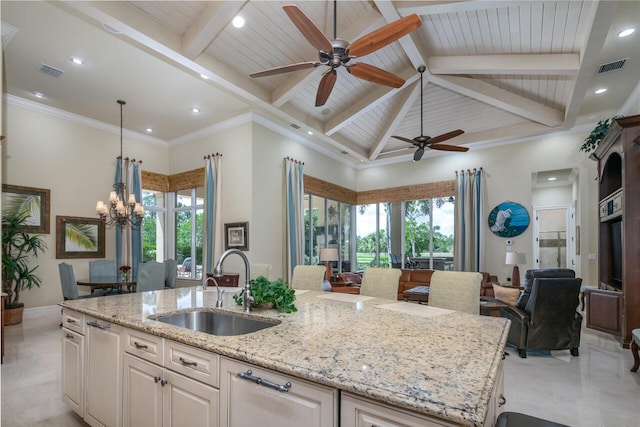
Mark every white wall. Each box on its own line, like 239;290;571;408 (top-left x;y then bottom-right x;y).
3;101;169;308
357;134;599;285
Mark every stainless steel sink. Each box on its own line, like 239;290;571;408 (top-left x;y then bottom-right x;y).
152;310;279;336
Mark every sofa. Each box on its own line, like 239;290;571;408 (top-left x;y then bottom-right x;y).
398;269;497;300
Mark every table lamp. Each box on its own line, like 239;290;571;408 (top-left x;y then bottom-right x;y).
319;248;339;282
505;252;526;287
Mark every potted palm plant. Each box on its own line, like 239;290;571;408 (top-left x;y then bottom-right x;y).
2;212;47;325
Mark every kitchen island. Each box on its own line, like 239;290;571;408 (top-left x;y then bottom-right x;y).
60;287;509;427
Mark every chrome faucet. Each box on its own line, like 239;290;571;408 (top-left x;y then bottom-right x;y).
204;276;224;307
213;248;253;313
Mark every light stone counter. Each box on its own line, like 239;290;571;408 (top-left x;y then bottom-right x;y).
61;287;509;426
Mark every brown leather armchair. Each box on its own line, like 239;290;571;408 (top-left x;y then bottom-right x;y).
493;269;582;358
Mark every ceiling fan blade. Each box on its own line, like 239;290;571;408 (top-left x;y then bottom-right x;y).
316;69;337;107
429;144;469;152
427;129;465;144
391;135;419;145
413;147;425;161
283;5;333;52
347;63;404;88
250;61;322;78
349;14;422;57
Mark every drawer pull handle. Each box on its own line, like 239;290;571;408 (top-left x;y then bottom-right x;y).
238;369;291;393
134;341;148;350
66;319;77;324
66;333;74;339
498;395;506;407
154;376;161;383
87;320;110;329
179;357;198;367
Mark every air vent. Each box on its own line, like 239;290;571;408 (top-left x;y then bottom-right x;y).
289;123;301;129
38;63;64;78
597;58;627;74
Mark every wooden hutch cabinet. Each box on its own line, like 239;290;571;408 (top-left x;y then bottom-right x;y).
586;115;640;347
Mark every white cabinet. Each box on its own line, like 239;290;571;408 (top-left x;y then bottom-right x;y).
84;316;124;427
484;362;505;426
219;357;338;427
123;342;219;427
61;309;84;418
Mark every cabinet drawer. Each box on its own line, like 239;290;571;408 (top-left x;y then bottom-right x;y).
164;340;219;388
62;309;84;335
124;329;163;365
341;393;454;427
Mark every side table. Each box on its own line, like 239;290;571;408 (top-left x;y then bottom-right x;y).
206;273;240;287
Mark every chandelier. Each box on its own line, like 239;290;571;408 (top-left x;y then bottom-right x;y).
95;100;144;227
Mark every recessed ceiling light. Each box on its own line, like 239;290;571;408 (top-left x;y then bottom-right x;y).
307;131;313;135
547;177;557;181
595;88;607;94
145;128;153;133
32;91;44;98
70;56;84;65
200;73;209;80
618;28;636;38
191;107;200;113
232;15;245;28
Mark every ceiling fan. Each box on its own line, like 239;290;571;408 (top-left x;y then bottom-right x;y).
249;2;422;107
391;66;468;161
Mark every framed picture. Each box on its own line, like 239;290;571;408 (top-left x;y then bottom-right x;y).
488;201;530;238
2;184;51;234
225;222;249;251
56;216;105;259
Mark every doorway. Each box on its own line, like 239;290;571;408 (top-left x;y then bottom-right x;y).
533;205;575;269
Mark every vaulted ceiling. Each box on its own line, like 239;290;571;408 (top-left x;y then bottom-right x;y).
2;1;639;166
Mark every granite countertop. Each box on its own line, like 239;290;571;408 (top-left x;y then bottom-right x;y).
61;287;510;426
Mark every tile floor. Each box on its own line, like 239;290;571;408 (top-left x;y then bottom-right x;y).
1;306;639;426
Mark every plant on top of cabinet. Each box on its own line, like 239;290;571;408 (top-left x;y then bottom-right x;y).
233;276;297;313
580;116;623;154
2;212;47;324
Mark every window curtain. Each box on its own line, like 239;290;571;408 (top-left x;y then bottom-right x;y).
453;168;485;272
283;158;304;284
115;157;143;280
203;154;223;277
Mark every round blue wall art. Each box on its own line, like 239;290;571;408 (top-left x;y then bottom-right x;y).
488;201;530;237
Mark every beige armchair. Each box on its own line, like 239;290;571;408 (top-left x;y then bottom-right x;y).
359;268;402;300
428;271;482;314
290;265;326;291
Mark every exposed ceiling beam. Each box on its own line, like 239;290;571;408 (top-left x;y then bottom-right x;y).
394;1;526;15
369;81;421;160
324;68;419;136
182;1;248;60
428;54;580;75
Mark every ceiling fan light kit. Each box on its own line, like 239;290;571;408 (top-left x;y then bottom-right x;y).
391;66;468;161
249;2;422;107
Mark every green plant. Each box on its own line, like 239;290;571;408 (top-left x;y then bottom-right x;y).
233;276;297;313
580;117;622;153
2;212;48;308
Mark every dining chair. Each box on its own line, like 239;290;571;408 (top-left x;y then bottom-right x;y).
89;259;117;279
164;259;178;288
59;262;104;300
250;263;272;281
290;265;326;291
359;268;402;300
136;261;166;292
428;271;482;314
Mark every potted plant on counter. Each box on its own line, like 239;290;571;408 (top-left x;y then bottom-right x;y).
2;213;47;325
233;276;297;313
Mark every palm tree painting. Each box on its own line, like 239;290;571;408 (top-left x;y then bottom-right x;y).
1;185;50;234
56;216;105;259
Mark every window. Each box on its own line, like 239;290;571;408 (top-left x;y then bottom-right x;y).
141;190;166;262
304;195;354;274
175;188;204;280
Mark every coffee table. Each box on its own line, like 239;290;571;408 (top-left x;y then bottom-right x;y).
480;299;509;317
403;286;430;304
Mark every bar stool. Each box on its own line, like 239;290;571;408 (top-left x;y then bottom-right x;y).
496;412;570;427
631;328;640;372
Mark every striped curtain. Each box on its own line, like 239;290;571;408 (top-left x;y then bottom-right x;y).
454;168;485;272
203;155;223;277
115;157;143;280
283;158;304;284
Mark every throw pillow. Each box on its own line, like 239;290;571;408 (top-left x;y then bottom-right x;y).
492;284;521;307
